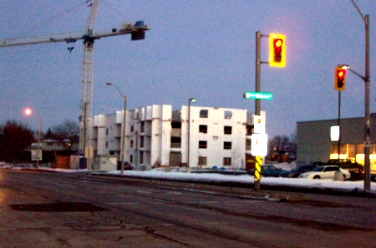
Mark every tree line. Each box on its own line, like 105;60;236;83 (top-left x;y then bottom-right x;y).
0;118;297;164
267;134;297;162
0;119;79;163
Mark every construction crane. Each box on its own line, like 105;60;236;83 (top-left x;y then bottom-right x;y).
0;0;150;153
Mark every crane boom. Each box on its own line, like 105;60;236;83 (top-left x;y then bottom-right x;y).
0;26;148;48
0;1;150;155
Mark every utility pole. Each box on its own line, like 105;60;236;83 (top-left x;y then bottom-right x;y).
254;32;262;192
351;0;371;190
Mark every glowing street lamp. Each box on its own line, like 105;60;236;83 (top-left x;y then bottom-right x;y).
25;108;41;168
106;82;127;174
187;98;196;168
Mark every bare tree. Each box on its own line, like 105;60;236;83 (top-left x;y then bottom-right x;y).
50;120;79;144
268;134;297;162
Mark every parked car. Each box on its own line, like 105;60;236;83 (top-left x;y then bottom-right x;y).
116;161;134;170
371;174;376;182
298;165;350;180
248;164;287;177
279;164;317;178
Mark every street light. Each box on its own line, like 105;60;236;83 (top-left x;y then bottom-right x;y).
106;82;127;174
187;98;196;169
338;62;371;190
350;0;371;191
25;108;41;168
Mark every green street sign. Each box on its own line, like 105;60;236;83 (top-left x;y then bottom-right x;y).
243;91;273;100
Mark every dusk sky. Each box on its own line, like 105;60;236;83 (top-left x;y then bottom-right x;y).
0;0;375;139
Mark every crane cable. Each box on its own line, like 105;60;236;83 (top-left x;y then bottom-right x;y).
11;1;88;39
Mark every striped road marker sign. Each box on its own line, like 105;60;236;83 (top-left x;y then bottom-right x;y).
254;156;262;182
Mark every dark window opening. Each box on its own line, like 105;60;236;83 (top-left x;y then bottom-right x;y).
199;141;207;149
224;126;232;135
198;156;207;166
199;125;208;133
200;109;208;118
223;157;231;166
224;142;232;150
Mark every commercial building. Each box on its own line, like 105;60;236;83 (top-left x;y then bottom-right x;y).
297;114;376;172
91;105;258;170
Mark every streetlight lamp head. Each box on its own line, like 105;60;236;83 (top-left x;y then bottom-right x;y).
106;82;113;86
189;98;197;102
25;108;32;115
338;64;350;69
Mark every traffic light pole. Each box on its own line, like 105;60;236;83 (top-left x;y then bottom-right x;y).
254;31;269;192
337;91;341;167
364;14;371;191
255;32;261;116
254;32;261;192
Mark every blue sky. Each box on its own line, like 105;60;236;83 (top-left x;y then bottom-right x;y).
0;0;375;139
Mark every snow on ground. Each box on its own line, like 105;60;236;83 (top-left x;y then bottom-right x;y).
1;163;375;192
104;170;376;192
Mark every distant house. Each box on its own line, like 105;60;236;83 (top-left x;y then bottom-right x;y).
29;139;79;168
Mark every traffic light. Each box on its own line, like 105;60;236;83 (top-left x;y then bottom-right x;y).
334;67;346;91
269;34;286;67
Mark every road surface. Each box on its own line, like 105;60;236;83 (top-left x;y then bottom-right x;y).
0;169;375;247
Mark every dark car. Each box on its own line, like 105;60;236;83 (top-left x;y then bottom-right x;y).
248;164;287;177
116;161;134;170
371;174;376;182
280;164;317;178
327;159;364;174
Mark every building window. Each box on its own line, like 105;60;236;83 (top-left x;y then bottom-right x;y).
224;111;232;119
223;157;231;166
131;125;134;132
198;156;207;166
224;142;232;150
139;151;143;164
246;139;251;150
224;126;232;135
106;129;109;136
140;122;145;133
130;155;133;163
199;141;207;149
200;109;208;118
140;136;144;148
170;137;181;148
130;139;133;148
199;125;208;133
106;141;108;148
246;125;253;135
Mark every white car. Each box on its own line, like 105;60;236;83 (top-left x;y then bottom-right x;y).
298;165;350;180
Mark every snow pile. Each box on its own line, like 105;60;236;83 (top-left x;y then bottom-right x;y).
1;164;375;192
105;169;376;192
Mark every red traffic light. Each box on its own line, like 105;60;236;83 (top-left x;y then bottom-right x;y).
269;34;285;67
337;69;346;79
334;67;346;91
273;39;283;62
274;39;283;48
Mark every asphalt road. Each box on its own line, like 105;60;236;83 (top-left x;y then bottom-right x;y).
0;170;375;248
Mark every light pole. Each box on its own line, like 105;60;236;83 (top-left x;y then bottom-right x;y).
25;108;41;168
188;98;196;168
339;0;371;190
339;63;371;189
106;82;127;174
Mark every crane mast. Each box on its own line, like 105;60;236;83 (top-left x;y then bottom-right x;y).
81;0;99;153
0;1;150;154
